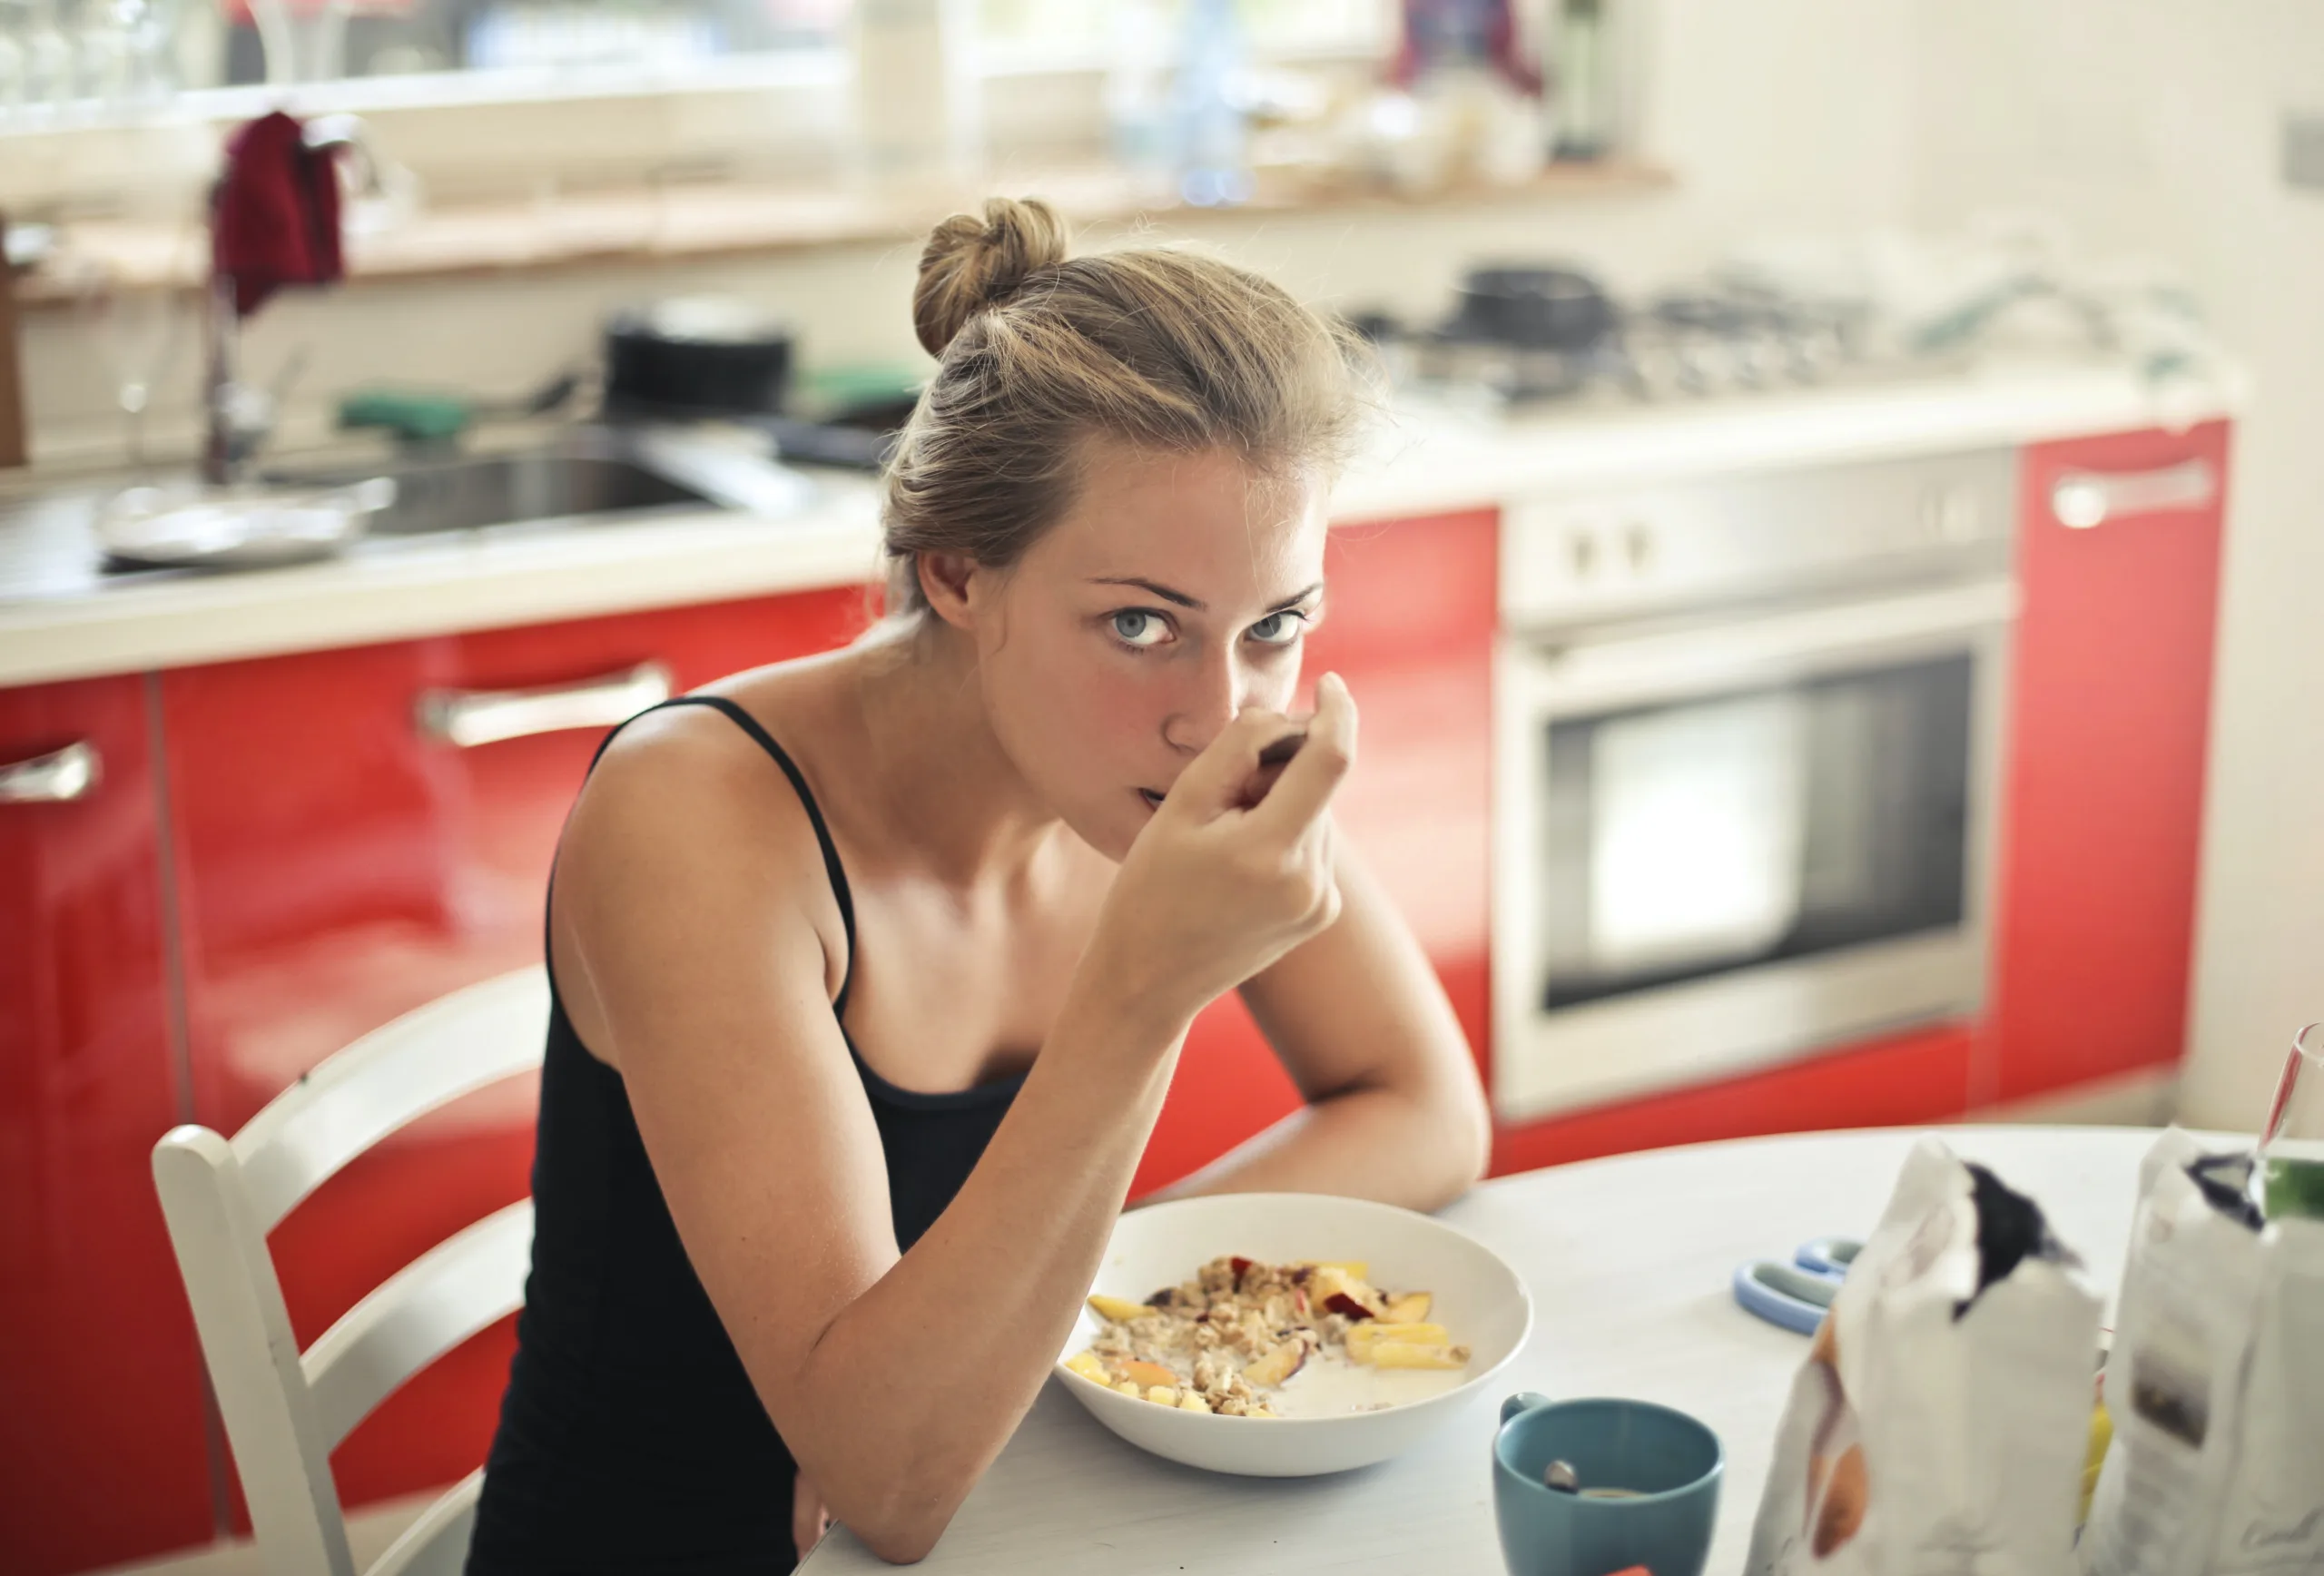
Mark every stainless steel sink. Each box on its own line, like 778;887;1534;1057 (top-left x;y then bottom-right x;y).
347;450;705;536
263;426;814;537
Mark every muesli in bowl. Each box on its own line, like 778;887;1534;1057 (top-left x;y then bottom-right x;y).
1066;1254;1471;1416
1054;1193;1531;1477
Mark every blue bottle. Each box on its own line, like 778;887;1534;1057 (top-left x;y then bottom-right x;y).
1173;0;1253;207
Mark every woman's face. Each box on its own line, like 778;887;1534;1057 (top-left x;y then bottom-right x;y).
959;440;1329;862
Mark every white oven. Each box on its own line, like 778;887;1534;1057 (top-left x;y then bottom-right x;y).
1491;450;2019;1121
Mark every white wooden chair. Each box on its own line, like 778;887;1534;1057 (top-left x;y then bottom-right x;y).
153;967;550;1576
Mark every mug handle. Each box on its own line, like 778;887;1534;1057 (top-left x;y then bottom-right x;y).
1500;1392;1554;1426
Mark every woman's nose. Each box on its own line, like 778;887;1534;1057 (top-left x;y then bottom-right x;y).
1162;649;1246;756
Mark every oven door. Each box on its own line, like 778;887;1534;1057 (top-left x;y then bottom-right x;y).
1491;576;2017;1122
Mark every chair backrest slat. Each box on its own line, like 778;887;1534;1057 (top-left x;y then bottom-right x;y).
153;967;548;1576
235;969;551;1231
368;1470;484;1576
153;1127;357;1576
304;1200;535;1450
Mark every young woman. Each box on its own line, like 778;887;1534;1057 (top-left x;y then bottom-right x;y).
468;197;1492;1572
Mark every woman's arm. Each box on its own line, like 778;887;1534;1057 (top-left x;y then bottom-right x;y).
1147;842;1493;1212
555;692;1353;1563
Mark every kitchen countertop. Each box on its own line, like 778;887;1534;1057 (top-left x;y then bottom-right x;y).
0;360;2235;688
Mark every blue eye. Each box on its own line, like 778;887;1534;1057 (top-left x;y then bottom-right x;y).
1111;610;1170;648
1247;610;1307;646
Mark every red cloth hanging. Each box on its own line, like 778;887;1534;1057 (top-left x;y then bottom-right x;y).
1389;0;1543;95
212;110;344;319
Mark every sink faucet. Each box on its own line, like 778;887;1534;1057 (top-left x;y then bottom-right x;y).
201;113;380;486
200;276;274;485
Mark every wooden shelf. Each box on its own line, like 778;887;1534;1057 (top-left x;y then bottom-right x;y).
18;158;1673;305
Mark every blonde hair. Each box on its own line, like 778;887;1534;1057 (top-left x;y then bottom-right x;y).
881;197;1372;616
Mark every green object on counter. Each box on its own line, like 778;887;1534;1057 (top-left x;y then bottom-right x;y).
337;388;476;444
2263;1156;2324;1221
799;363;923;415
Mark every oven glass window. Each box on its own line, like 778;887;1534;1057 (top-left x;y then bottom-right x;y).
1538;654;1974;1010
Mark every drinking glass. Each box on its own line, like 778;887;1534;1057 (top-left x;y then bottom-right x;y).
2259;1022;2324;1221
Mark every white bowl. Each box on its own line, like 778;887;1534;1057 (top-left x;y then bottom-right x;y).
1053;1192;1532;1477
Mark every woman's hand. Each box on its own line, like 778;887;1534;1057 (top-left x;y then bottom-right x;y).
1082;672;1357;1032
793;1469;832;1556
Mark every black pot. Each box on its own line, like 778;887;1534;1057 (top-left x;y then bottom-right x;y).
602;298;795;419
1452;265;1616;352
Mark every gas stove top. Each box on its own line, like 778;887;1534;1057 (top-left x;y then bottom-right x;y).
1366;277;1917;408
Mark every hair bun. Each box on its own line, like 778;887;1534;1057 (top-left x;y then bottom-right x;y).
911;196;1069;358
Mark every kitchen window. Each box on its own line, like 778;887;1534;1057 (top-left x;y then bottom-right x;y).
0;0;1394;131
978;0;1389;70
1;0;1408;218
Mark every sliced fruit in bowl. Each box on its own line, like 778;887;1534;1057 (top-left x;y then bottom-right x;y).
1242;1339;1310;1388
1053;1192;1531;1477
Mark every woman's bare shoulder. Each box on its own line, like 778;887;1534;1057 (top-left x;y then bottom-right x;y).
551;652;868;1053
566;643;872;837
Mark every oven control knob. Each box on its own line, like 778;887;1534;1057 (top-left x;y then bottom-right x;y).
1623;520;1655;574
1922;487;1983;543
1569;529;1599;579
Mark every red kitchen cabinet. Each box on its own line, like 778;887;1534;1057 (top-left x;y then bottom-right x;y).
160;586;865;1526
1134;508;1499;1196
1490;1021;1975;1175
0;676;216;1576
1979;422;2230;1104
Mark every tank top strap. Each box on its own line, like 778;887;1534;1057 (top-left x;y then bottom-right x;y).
632;694;861;1015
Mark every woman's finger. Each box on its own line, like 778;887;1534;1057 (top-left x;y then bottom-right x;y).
1251;673;1357;838
1167;705;1302;814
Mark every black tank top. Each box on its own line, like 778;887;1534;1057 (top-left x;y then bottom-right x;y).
468;696;1027;1574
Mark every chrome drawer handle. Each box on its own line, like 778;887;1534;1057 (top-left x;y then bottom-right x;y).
2051;458;2218;529
417;661;674;749
0;740;102;803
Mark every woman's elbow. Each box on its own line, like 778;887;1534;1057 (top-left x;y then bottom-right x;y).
858;1523;939;1566
1440;1070;1494;1200
1458;1122;1493;1195
845;1502;947;1565
1382;1059;1492;1210
832;1475;965;1565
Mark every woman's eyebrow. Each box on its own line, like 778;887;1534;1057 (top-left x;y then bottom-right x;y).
1090;576;1203;609
1088;576;1324;615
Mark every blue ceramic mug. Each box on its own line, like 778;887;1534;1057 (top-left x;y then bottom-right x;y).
1492;1393;1722;1576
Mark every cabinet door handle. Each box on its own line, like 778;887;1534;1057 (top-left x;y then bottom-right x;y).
417;661;675;749
2051;458;2218;530
0;740;102;803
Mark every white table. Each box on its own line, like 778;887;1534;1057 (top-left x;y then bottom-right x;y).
801;1125;2181;1574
